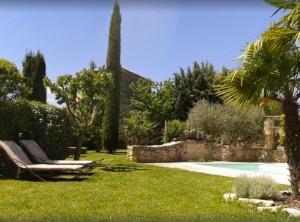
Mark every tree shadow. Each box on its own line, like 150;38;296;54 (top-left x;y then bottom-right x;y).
101;163;148;172
112;150;127;155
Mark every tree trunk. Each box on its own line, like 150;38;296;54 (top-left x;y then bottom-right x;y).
74;133;84;160
283;96;300;198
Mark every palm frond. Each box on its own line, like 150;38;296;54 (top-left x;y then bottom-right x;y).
265;0;297;10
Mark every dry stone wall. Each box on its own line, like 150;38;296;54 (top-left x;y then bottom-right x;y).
127;140;286;163
127;116;287;163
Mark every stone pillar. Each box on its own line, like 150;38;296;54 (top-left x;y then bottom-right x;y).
264;118;275;150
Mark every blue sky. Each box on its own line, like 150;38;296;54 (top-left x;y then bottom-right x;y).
0;0;281;104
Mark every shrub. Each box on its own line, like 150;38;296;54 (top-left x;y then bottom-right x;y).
0;100;74;159
233;175;278;200
232;175;251;198
248;176;278;199
163;119;186;143
187;100;265;144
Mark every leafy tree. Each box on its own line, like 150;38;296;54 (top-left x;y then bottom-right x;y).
173;62;222;120
45;64;113;160
102;1;122;153
123;110;157;145
127;79;176;144
0;59;30;102
217;0;300;197
130;79;177;126
22;51;47;103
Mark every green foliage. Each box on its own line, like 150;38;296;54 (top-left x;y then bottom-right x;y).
22;51;47;103
233;175;278;200
102;1;122;153
187;100;265;144
0;100;73;159
130;79;177;125
163;120;186;143
22;51;35;93
45;63;112;159
32;51;47;103
0;59;30;102
232;175;251;198
123;111;157;145
127;79;177;144
263;100;283;116
278;115;286;146
173;62;222;120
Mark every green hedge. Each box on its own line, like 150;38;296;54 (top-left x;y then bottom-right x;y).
0;100;74;159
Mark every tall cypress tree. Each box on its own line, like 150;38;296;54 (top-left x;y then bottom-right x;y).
22;51;35;100
102;1;121;153
32;51;47;103
22;51;47;103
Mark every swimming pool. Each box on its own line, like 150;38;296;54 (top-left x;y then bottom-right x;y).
152;162;290;185
196;162;260;171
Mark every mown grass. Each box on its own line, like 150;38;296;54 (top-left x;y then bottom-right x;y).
0;150;298;222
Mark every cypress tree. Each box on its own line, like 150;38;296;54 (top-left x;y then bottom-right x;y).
102;1;121;153
22;51;35;100
22;51;47;103
32;51;47;103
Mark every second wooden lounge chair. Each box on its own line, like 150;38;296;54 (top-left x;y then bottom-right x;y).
19;140;95;166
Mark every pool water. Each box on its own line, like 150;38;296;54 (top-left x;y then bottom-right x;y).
196;163;260;171
152;161;290;184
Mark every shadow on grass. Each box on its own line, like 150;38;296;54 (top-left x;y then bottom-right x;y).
0;171;93;182
101;163;148;172
111;150;127;155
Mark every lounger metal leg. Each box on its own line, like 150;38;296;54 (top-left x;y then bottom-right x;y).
16;168;21;180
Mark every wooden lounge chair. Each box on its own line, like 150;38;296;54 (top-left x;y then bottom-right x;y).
19;140;95;166
0;140;88;180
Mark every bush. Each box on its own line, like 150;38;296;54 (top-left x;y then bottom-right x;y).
233;175;278;200
187;100;265;144
163;119;186;143
232;175;251;198
0;100;74;159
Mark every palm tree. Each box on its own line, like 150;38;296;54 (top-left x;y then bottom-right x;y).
217;0;300;197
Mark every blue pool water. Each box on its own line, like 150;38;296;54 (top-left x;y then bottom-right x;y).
196;163;260;171
153;162;290;184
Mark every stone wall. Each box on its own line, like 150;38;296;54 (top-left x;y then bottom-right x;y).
127;140;286;163
127;142;185;163
127;116;287;163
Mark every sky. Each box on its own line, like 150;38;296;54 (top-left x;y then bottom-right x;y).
0;0;282;104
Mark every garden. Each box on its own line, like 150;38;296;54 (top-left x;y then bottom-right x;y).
0;0;300;221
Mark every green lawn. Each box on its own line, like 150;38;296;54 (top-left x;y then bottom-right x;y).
0;151;298;222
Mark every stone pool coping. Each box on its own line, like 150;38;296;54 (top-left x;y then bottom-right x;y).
150;161;290;185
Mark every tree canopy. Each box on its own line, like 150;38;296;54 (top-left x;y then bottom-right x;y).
45;63;113;160
0;59;30;102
